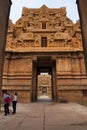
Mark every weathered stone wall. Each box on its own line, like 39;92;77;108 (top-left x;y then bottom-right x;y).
3;53;32;103
56;52;87;102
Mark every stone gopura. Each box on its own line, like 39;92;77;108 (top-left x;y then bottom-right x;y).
2;5;87;103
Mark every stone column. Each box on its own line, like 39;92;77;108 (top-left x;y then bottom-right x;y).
51;60;57;102
77;0;87;73
0;0;12;110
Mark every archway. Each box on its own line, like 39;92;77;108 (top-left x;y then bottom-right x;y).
32;57;57;102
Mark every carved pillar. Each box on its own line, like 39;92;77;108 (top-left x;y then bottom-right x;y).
0;0;12;109
52;63;57;101
77;0;87;73
51;56;57;101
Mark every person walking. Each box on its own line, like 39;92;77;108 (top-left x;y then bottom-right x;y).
12;92;18;114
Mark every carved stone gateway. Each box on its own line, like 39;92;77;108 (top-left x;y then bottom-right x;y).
1;5;86;102
1;5;87;103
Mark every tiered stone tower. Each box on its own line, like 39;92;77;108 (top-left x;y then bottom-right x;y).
2;5;87;103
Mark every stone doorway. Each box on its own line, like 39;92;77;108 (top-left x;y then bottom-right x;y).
37;68;52;101
32;56;57;102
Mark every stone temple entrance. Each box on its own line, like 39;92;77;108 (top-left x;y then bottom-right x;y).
1;4;87;103
32;57;57;102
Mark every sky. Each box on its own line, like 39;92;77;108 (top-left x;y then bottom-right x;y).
10;0;79;23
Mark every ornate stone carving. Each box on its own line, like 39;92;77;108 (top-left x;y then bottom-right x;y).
6;5;83;51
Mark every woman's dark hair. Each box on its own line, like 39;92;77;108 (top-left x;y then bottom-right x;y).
15;92;17;95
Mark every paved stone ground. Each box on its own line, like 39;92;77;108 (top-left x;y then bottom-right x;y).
0;102;87;130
